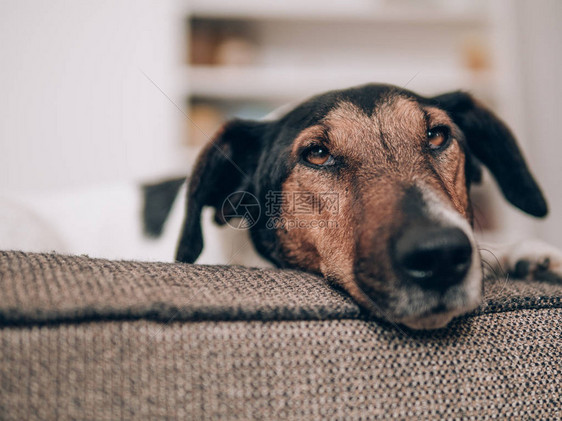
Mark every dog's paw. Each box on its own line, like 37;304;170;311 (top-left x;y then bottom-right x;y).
504;240;562;282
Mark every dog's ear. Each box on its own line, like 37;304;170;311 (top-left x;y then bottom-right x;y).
176;119;267;263
432;91;548;217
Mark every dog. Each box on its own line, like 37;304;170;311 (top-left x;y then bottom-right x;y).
175;83;560;330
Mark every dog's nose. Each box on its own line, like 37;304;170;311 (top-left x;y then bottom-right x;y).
394;226;472;291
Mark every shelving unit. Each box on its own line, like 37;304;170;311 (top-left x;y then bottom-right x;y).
183;0;489;24
183;2;495;108
186;66;493;101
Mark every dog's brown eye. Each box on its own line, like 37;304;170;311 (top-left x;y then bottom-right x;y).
427;126;450;150
303;145;334;166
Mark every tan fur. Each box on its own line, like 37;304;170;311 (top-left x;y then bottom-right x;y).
279;95;472;309
423;106;469;217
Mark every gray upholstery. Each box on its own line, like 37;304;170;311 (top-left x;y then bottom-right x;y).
1;251;561;419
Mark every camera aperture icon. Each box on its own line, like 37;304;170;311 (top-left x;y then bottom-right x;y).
221;191;261;230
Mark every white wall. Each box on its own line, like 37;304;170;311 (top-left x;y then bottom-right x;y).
515;0;562;247
0;0;187;194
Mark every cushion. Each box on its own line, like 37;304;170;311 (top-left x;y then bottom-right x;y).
1;251;561;419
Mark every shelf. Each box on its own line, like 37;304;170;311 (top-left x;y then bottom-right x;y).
186;66;493;102
185;0;488;25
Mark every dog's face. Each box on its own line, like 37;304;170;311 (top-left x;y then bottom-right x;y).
177;84;547;330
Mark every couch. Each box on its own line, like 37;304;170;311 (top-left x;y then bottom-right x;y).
1;251;560;419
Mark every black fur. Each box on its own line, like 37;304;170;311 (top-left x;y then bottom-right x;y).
142;177;186;237
176;84;548;264
176;120;268;263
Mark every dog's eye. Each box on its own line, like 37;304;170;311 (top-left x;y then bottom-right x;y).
303;145;334;166
427;126;451;150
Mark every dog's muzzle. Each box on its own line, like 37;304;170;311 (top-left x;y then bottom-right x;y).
352;185;482;330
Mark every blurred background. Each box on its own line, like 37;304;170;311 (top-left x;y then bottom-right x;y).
0;0;561;261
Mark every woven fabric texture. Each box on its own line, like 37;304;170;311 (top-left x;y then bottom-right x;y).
1;251;561;420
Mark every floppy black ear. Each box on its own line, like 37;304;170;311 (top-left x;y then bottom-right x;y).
176;119;266;263
432;91;548;217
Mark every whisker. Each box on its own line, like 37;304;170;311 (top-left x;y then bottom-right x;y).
477;248;511;299
478;247;506;275
471;202;486;234
480;260;503;280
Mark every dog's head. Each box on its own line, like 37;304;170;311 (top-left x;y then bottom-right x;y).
177;84;547;329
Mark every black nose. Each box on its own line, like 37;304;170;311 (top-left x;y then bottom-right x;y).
393;226;472;291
